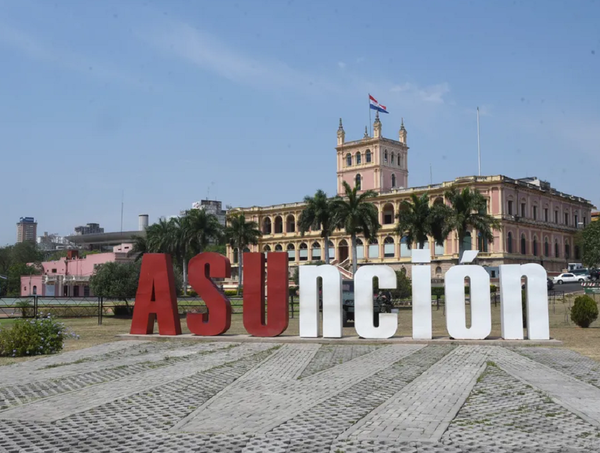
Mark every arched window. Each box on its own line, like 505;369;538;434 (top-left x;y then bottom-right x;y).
463;232;472;252
478;232;488;253
401;236;411;257
434;240;444;256
263;245;271;253
507;232;513;253
391;153;395;164
233;248;239;263
274;216;283;234
544;237;549;257
368;238;379;258
391;174;396;188
565;241;570;259
299;242;308;261
32;285;37;295
365;149;372;163
262;217;272;234
533;236;538;256
275;244;283;251
384;237;395;258
287;244;295;262
355;174;362;190
311;241;321;260
555;240;559;258
384;150;388;163
328;240;335;260
356;152;362;164
520;234;527;255
382;203;394;224
356;238;364;259
346;153;352;166
286;215;295;233
435;266;442;275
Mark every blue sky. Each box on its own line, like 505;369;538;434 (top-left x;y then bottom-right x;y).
1;0;599;245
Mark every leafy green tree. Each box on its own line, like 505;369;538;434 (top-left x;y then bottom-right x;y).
331;181;380;275
128;236;147;261
443;186;501;260
298;190;337;264
89;262;140;309
225;213;262;294
373;270;412;299
395;193;451;249
10;242;43;266
579;220;600;268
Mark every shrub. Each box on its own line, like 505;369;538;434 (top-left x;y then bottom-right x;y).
0;315;78;357
570;295;599;328
224;290;239;297
15;300;34;318
431;287;445;298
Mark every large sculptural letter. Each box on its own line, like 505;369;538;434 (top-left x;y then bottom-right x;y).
412;250;432;339
187;252;232;336
445;265;491;340
354;265;398;339
299;265;342;338
499;263;549;340
130;254;182;335
243;252;289;337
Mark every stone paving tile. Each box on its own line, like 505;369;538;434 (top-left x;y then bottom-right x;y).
514;346;600;389
0;343;275;422
338;346;488;443
175;344;425;435
0;340;151;384
442;363;600;452
491;347;600;429
0;342;599;453
298;344;383;379
0;343;234;410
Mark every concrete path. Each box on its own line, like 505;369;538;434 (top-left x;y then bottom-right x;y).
0;341;599;453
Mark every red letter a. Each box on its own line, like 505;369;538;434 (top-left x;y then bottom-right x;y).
243;252;289;337
130;254;182;335
187;252;232;336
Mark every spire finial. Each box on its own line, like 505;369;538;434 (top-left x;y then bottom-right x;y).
364;126;369;138
375;111;380;120
338;118;343;130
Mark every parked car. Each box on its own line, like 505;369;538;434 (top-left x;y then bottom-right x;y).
552;273;589;284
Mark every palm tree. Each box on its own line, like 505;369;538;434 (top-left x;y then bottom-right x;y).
444;186;501;261
298;189;337;264
395;193;452;249
225;213;262;294
128;235;147;261
145;218;176;254
331;181;380;275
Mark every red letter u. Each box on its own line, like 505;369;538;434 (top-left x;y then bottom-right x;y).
243;252;289;337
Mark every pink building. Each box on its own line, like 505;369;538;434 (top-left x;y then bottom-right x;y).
21;244;135;297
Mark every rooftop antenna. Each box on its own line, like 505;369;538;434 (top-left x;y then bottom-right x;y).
430;164;433;185
477;107;481;176
120;190;124;232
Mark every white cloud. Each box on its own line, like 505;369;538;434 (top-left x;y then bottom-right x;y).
390;82;450;104
140;22;335;93
0;23;137;85
337;61;347;70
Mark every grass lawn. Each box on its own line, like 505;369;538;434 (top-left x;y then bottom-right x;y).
1;292;598;366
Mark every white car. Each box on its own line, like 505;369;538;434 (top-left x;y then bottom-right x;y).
553;273;589;284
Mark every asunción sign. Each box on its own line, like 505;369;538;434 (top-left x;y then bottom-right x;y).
130;250;550;341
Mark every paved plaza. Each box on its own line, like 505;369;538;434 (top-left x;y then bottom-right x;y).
0;341;600;452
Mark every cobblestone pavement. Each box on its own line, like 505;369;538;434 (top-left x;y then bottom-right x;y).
1;341;599;453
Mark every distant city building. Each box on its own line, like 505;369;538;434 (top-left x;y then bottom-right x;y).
16;217;37;243
74;223;104;235
37;232;75;251
66;215;147;251
181;199;227;226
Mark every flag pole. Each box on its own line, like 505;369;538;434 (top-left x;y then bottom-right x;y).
368;94;372;137
477;107;481;176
